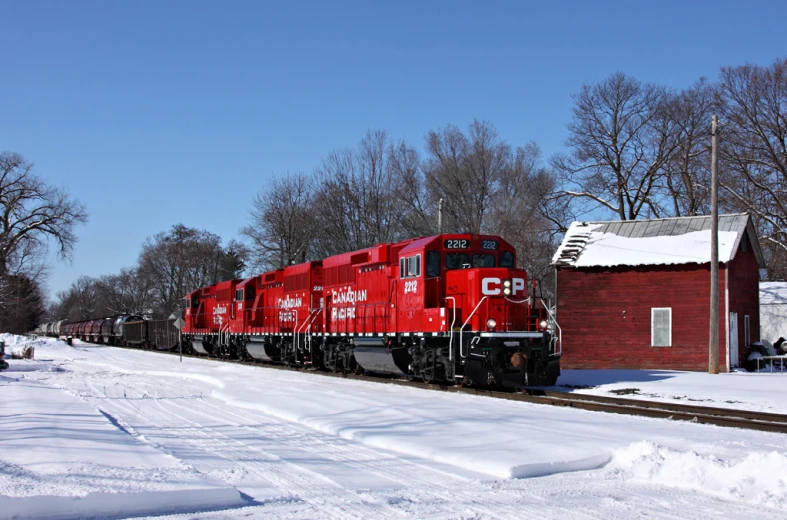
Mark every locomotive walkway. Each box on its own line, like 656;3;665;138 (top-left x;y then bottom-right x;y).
140;344;787;436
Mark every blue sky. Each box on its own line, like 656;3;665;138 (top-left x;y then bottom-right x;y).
1;0;784;298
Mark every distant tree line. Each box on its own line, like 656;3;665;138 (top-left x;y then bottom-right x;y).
7;56;786;330
47;226;248;322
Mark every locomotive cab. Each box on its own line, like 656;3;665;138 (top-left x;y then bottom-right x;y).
397;233;561;388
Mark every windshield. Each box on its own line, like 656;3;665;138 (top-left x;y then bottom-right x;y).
500;251;514;267
446;253;470;269
472;254;496;267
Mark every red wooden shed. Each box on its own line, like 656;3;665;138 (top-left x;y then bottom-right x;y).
552;213;764;372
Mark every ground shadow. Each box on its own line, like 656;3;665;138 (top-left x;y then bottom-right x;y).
548;369;679;391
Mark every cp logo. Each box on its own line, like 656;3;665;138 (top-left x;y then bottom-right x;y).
481;277;526;296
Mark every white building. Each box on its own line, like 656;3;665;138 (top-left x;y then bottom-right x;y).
759;282;787;343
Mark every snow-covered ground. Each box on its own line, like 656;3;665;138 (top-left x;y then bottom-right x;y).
557;368;787;414
2;334;786;520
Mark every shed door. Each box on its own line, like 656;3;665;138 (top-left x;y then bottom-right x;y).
729;312;739;369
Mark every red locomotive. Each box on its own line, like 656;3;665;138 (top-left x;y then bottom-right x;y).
182;233;561;388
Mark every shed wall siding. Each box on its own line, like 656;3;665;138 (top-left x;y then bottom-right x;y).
556;264;728;371
725;240;761;367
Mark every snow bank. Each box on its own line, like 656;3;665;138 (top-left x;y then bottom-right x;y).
0;487;244;520
0;332;56;358
611;441;787;509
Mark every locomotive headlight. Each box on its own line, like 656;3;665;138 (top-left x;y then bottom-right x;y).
539;319;548;330
502;279;512;295
487;318;497;330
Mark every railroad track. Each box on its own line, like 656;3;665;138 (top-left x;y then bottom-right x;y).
94;342;787;435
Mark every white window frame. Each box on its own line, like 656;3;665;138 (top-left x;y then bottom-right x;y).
401;254;422;278
651;307;672;347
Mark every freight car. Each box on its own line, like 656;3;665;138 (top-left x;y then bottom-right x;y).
39;315;141;346
123;318;180;350
182;233;561;388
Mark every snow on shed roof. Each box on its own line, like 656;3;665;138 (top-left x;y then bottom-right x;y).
760;282;787;305
552;213;765;269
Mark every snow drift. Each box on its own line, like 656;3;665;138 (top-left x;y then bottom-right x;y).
611;441;787;508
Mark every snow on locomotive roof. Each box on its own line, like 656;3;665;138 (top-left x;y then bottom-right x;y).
552;213;764;268
760;281;787;305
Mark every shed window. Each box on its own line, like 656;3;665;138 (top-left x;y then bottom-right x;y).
744;315;750;347
651;308;672;347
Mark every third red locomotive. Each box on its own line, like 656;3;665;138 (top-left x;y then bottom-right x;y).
182;233;562;388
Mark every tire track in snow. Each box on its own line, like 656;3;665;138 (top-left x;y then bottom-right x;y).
78;370;403;520
78;369;606;520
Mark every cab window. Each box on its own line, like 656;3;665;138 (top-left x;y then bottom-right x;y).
235;289;243;301
500;251;514;268
426;251;441;277
408;254;421;277
191;296;199;309
446;253;470;269
400;254;422;278
245;287;256;301
472;254;496;268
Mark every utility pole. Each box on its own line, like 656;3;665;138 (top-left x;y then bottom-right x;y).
438;198;444;234
709;115;719;374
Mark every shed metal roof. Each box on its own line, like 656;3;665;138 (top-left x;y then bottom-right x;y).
552;213;765;269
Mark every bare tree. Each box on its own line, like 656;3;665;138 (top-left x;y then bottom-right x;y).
552;73;678;220
71;275;99;320
717;58;787;276
96;267;152;316
311;130;405;257
424;120;511;233
138;224;224;317
0;152;88;277
488;143;560;281
662;79;715;216
390;140;434;236
242;173;315;270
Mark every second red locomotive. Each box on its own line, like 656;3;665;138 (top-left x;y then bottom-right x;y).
182;233;561;388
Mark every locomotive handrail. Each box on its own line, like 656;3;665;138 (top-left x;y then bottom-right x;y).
303;308;321;354
539;300;562;356
459;297;486;359
296;308;320;355
444;296;457;362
